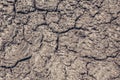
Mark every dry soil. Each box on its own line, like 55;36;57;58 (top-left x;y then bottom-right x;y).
0;0;120;80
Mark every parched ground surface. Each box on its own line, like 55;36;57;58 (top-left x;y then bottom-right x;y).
0;0;120;80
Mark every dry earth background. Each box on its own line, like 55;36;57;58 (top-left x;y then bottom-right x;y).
0;0;120;80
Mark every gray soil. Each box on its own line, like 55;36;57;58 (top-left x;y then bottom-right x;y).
0;0;120;80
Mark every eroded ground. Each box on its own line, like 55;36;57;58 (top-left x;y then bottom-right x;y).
0;0;120;80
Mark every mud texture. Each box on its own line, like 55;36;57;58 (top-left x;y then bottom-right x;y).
0;0;120;80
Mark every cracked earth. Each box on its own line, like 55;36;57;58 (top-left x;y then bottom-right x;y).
0;0;120;80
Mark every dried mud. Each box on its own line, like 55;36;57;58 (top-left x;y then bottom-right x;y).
0;0;120;80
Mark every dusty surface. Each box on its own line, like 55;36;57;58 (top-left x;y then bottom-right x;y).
0;0;120;80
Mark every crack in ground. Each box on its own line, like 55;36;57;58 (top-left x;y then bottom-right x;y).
81;50;120;61
0;55;32;69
